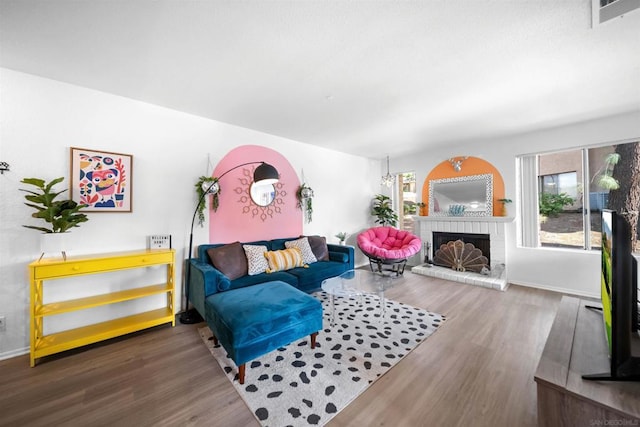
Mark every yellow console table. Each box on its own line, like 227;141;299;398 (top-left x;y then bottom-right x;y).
29;249;175;367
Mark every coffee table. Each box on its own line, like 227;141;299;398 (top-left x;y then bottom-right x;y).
321;269;394;326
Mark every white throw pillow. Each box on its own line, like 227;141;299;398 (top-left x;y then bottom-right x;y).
285;237;318;265
243;244;269;275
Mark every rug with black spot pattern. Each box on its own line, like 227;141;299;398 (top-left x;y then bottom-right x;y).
198;291;445;427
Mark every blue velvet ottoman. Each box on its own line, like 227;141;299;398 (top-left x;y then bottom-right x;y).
204;280;323;384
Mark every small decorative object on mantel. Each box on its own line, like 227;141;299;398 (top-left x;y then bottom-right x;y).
195;176;220;227
20;177;89;261
296;183;314;223
497;198;512;216
417;202;426;216
448;204;466;216
335;232;347;245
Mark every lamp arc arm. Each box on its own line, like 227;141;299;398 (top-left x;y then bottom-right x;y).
182;161;277;323
190;161;268;233
216;161;264;181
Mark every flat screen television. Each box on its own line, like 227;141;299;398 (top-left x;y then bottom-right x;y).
583;209;640;381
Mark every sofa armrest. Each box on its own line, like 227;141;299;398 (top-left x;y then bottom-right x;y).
327;244;355;270
188;259;231;317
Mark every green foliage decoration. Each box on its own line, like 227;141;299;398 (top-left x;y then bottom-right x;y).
195;176;219;227
335;231;347;243
371;194;398;227
594;153;621;190
539;192;574;218
20;177;89;233
296;183;314;223
404;201;417;215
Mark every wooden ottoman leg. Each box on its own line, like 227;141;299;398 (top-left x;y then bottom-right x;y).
310;332;318;349
238;364;246;385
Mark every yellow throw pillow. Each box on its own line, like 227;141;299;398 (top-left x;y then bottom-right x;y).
264;248;307;273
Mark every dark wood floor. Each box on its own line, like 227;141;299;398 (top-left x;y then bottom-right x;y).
0;273;563;427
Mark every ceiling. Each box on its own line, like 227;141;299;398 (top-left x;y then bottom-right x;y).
1;1;639;160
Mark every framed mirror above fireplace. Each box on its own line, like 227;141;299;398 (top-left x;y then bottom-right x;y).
429;173;493;217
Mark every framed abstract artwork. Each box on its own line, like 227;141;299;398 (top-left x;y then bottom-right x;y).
70;147;133;212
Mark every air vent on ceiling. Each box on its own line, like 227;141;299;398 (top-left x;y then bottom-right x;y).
592;0;640;26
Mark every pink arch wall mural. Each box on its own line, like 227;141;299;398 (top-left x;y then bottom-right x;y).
209;145;302;243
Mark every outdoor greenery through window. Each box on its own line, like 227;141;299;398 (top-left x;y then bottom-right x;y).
395;172;417;233
521;140;639;252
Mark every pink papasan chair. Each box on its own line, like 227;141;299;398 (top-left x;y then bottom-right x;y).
357;226;422;276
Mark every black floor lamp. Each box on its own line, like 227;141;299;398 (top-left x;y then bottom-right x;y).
179;161;280;324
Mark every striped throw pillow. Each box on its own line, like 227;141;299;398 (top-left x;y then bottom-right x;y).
285;237;318;264
264;248;307;273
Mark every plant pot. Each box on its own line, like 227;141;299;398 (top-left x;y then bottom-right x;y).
40;233;70;260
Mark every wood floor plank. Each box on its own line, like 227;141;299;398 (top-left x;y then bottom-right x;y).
0;272;562;427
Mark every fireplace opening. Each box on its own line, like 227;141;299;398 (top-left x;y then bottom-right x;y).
432;232;490;270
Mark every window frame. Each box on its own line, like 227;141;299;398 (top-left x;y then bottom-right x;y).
518;138;637;252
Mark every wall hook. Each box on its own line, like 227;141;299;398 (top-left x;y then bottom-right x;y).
0;162;9;174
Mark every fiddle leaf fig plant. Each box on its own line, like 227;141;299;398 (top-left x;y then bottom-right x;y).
371;194;398;227
20;177;89;233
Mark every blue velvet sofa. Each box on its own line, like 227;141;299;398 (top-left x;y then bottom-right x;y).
187;236;354;383
188;236;355;321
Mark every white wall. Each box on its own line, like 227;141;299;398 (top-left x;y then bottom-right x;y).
0;68;378;358
392;110;640;298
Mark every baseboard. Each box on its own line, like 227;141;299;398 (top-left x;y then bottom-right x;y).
0;346;29;361
509;280;598;300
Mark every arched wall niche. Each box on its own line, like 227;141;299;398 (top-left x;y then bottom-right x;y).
209;145;301;243
421;156;506;216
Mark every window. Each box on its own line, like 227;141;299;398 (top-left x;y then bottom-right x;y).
520;140;639;252
539;172;578;197
393;172;417;232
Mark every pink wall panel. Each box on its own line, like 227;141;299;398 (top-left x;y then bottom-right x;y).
209;145;302;243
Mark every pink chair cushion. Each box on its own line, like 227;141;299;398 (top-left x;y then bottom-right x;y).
357;227;421;260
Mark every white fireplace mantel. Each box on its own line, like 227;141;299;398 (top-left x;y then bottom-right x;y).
414;216;514;223
411;215;514;291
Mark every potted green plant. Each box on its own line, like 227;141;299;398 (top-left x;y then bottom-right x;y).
497;198;512;216
195;176;220;227
371;194;398;227
335;232;347;245
21;177;89;259
296;183;314;223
